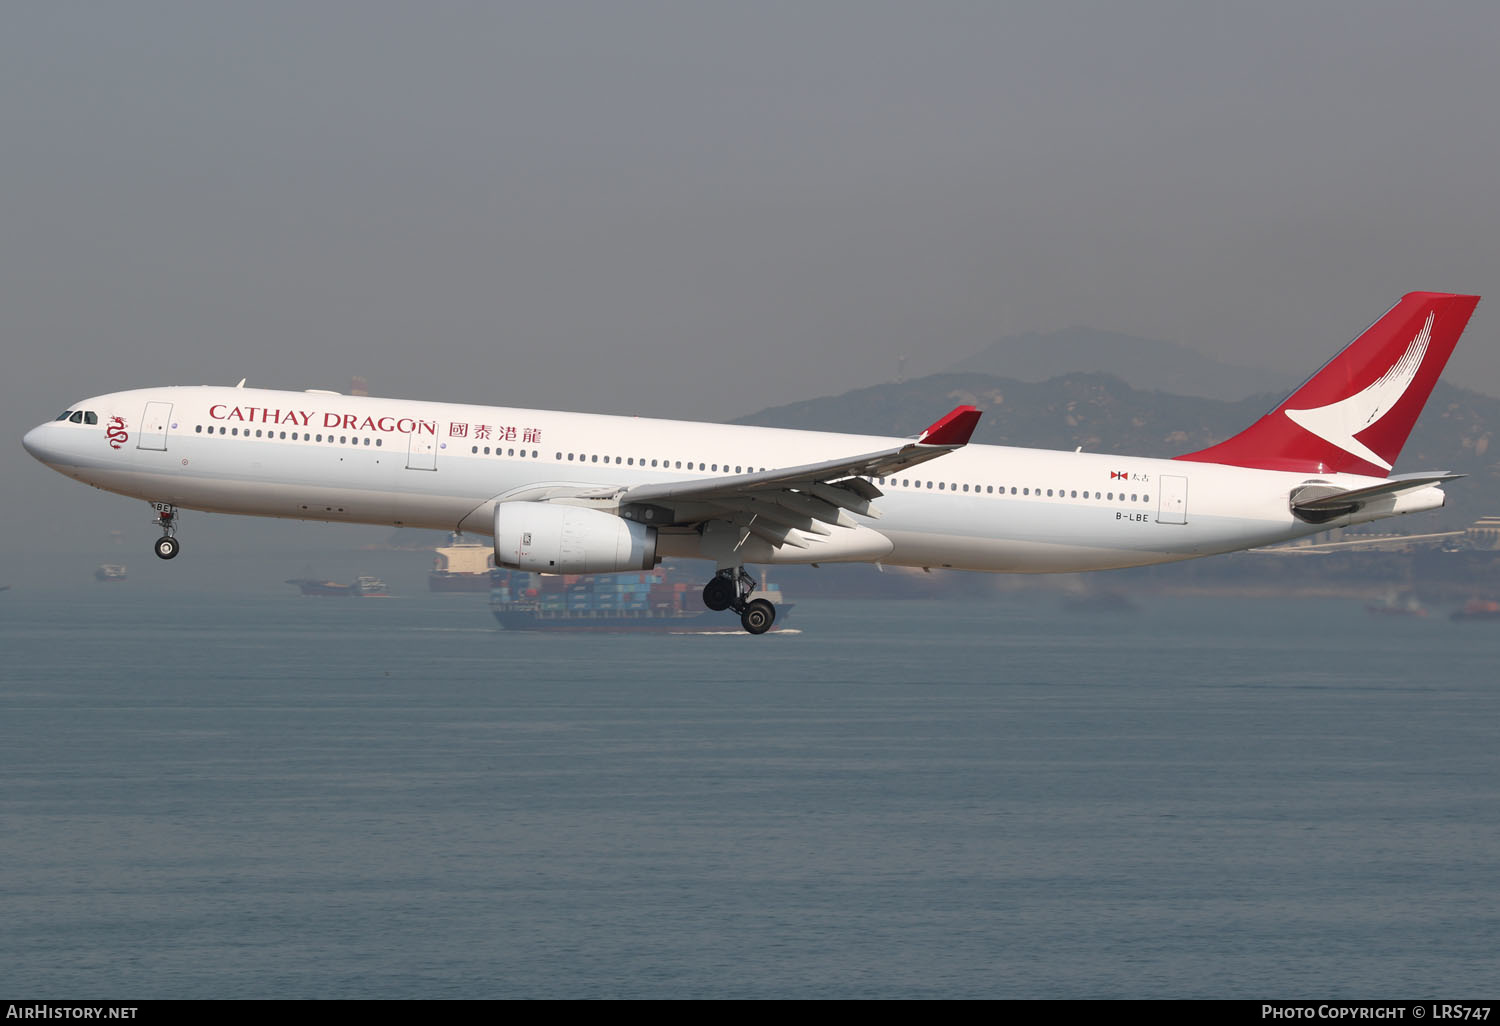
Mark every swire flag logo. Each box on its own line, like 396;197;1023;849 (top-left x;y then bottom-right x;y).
1110;470;1127;479
105;416;129;449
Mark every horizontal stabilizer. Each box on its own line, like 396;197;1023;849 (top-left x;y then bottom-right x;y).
1292;472;1464;511
1290;471;1462;524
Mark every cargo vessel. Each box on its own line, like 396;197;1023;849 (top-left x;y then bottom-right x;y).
429;534;494;592
286;575;389;597
490;567;791;632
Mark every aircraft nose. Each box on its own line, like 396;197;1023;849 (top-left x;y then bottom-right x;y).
22;423;55;463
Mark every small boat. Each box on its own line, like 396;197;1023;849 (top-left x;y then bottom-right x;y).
1450;598;1500;622
1366;592;1428;618
94;564;128;582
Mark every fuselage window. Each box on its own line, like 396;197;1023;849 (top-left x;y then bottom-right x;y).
1133;494;1140;502
1070;490;1076;498
926;481;932;489
195;425;203;433
1023;488;1030;495
568;453;574;461
1143;494;1149;502
363;438;371;446
591;455;598;463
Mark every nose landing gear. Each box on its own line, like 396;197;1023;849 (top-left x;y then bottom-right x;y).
702;566;777;635
151;503;180;560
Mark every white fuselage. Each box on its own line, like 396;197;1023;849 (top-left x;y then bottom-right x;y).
24;385;1439;573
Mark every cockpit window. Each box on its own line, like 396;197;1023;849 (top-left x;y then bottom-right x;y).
84;412;97;425
69;411;84;424
56;411;73;420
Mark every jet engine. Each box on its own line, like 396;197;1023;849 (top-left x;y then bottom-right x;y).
493;502;657;574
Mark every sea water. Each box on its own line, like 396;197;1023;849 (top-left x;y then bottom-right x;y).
2;588;1497;998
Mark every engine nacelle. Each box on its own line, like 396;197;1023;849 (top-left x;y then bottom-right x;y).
493;502;657;574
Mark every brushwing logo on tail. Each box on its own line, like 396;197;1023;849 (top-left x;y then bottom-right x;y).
1283;311;1434;471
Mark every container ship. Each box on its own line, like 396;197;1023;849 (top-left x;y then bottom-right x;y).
490;567;791;632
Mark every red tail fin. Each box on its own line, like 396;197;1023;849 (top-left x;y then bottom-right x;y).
1176;292;1480;476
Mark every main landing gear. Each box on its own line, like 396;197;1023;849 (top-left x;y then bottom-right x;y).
151;503;180;560
702;566;777;635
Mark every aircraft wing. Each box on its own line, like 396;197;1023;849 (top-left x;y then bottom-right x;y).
587;405;981;543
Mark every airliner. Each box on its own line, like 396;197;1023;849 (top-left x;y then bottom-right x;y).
22;291;1480;633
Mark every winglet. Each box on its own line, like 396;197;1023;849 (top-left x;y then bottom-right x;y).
917;405;982;446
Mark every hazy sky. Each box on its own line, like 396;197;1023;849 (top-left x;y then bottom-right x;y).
6;2;1499;568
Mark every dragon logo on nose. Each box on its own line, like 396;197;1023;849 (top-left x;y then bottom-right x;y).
105;416;129;449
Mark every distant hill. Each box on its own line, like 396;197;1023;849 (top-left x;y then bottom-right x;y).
945;327;1292;400
734;372;1500;530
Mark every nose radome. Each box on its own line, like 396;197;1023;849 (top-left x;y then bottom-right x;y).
22;424;56;463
